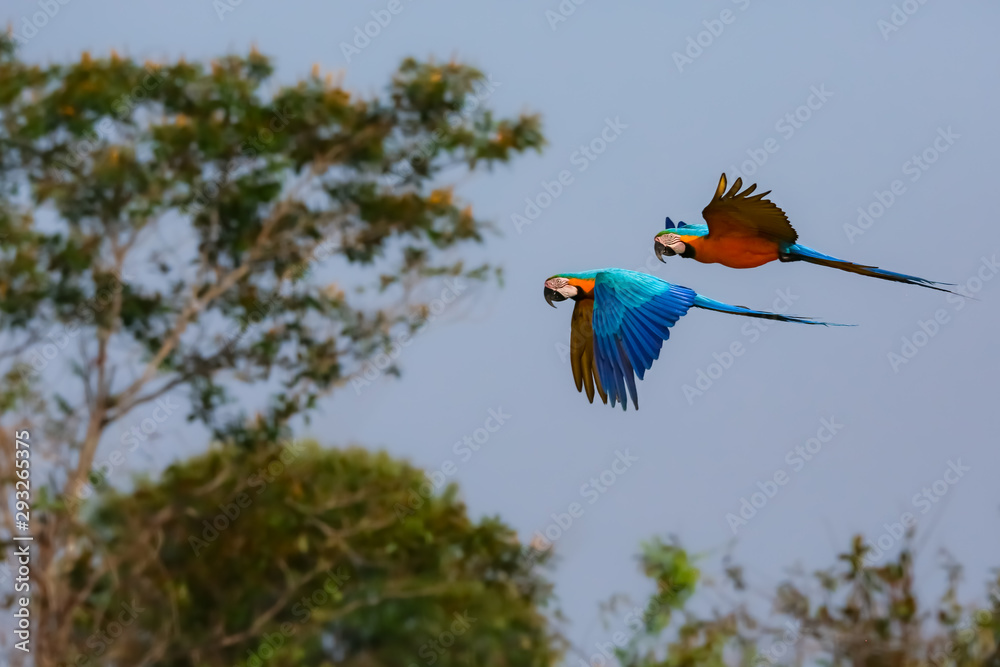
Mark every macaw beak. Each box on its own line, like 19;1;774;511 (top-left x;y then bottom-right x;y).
544;287;561;308
654;237;673;263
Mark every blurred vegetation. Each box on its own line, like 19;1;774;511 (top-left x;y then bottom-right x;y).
55;440;562;666
595;537;999;667
32;450;1000;667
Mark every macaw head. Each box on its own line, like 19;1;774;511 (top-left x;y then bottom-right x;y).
654;230;688;262
654;217;690;262
543;275;580;308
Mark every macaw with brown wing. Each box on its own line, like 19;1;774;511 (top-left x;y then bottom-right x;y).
544;269;846;411
654;174;955;293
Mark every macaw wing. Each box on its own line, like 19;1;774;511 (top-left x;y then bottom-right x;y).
570;300;607;405
702;173;798;244
592;270;697;410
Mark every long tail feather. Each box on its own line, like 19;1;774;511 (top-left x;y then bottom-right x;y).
784;244;960;295
692;295;851;327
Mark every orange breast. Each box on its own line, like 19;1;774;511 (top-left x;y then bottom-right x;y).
686;235;780;269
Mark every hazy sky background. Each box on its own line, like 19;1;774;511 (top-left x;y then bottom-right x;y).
9;0;1000;652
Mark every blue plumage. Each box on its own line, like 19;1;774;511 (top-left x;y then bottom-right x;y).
553;268;844;411
781;243;955;290
592;271;696;408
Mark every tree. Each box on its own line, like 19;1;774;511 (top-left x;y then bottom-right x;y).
595;536;999;667
44;440;562;666
0;35;543;492
0;35;543;663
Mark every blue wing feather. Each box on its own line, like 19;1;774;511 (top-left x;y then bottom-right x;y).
591;269;696;410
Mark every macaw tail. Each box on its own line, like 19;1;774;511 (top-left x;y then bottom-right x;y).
782;243;958;294
692;295;850;327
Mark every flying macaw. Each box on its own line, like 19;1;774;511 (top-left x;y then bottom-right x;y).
544;268;844;411
653;174;955;293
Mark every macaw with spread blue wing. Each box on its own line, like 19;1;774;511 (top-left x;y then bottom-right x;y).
544;268;847;411
653;174;957;293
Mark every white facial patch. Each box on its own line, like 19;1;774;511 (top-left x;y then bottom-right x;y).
545;277;576;299
661;233;686;254
556;284;577;298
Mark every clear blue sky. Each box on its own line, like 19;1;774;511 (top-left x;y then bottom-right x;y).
9;0;999;653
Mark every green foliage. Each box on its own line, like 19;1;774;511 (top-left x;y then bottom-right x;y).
58;441;562;666
0;34;544;453
607;536;999;667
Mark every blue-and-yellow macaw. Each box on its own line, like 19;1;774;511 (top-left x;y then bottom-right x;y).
653;174;955;293
544;268;844;411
